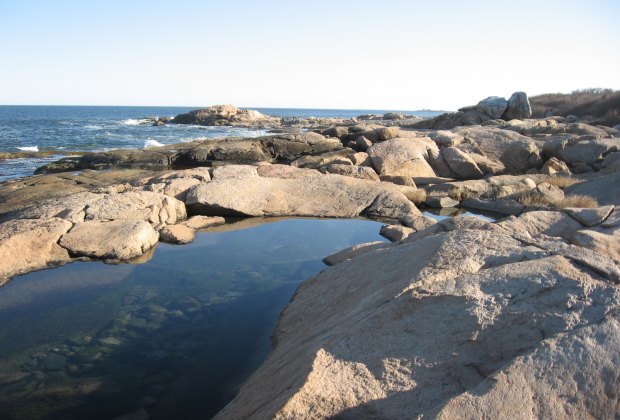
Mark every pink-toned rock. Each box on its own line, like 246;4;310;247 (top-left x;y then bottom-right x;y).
367;138;438;178
59;220;159;260
0;218;73;284
159;224;196;244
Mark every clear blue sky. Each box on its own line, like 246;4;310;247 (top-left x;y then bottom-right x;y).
1;0;619;110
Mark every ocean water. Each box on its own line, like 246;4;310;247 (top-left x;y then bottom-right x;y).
0;105;443;182
0;218;386;419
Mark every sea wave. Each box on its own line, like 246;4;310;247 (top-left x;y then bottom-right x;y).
16;146;39;152
84;124;104;130
144;139;164;148
121;118;153;126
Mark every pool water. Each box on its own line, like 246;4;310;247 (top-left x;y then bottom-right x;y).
0;218;386;419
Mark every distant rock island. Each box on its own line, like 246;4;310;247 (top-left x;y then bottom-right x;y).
1;91;619;418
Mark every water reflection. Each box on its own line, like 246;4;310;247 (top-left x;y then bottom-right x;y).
0;218;385;419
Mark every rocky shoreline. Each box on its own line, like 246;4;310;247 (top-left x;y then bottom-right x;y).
1;92;619;417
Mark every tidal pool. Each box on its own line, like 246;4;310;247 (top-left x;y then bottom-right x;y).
0;218;386;419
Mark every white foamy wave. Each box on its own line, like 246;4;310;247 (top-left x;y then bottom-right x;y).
144;139;164;148
121;119;142;126
84;124;104;130
16;146;39;152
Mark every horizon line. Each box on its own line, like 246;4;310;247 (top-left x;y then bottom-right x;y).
0;104;453;113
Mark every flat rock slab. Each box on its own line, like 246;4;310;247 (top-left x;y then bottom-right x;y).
0;218;73;284
185;174;421;219
323;241;390;266
59;220;159;260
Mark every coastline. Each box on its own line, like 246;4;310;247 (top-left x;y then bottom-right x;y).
1;96;619;417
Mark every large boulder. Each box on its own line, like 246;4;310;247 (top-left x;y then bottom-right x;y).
502;91;532;120
367;138;438;178
185;173;420;219
461;96;508;119
83;191;186;225
216;226;620;419
59;220;159;260
455;127;542;173
441;147;484;179
0;218;72;284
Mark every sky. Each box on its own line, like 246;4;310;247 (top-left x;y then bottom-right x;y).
0;0;619;110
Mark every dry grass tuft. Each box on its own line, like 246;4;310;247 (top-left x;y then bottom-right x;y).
516;192;598;209
543;176;580;189
402;188;426;204
554;194;599;209
516;192;553;207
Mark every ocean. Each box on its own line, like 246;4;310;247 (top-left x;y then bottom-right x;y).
0;105;443;182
